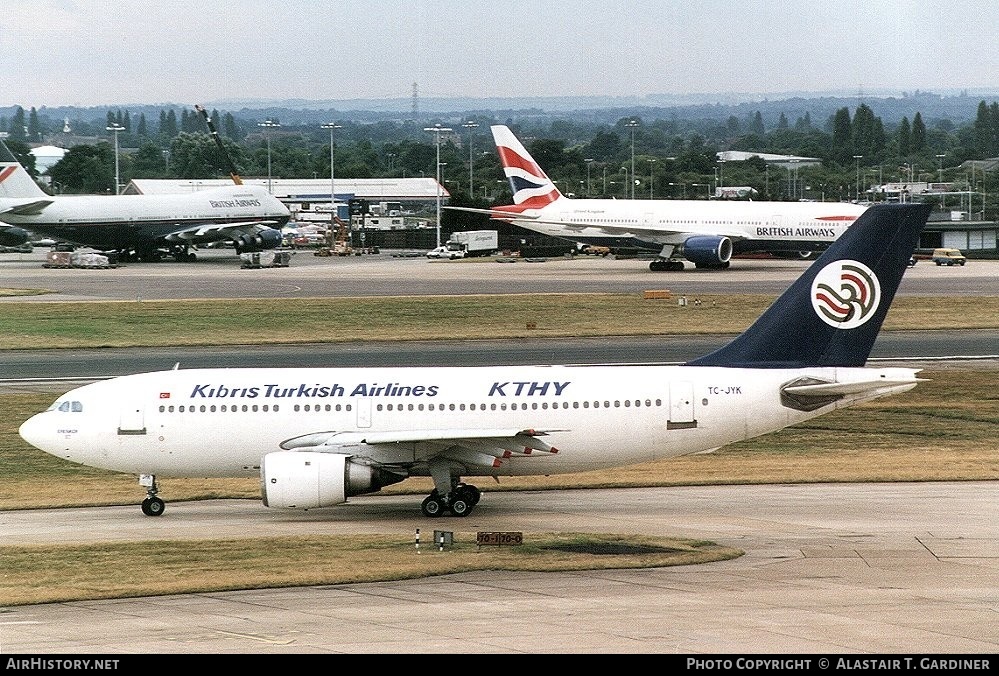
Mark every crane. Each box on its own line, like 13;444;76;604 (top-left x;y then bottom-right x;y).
195;105;243;185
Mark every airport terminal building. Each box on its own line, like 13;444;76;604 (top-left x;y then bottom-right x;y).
124;177;449;223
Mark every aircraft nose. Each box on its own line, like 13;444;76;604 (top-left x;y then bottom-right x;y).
19;413;50;451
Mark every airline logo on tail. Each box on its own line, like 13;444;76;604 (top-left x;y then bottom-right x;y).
491;125;561;210
811;260;881;329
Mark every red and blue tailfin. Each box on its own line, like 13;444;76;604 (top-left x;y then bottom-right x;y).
491;125;562;210
0;140;49;200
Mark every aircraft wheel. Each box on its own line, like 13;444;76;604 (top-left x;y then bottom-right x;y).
141;497;165;517
421;494;444;517
457;483;481;505
449;496;472;517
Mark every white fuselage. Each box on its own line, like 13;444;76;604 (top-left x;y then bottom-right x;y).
0;185;289;248
19;364;918;480
511;197;867;251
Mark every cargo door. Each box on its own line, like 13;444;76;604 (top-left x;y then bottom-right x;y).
667;382;697;430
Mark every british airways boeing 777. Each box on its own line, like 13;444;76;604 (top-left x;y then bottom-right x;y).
449;125;867;271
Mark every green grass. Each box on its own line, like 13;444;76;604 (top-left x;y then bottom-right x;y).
0;534;741;606
0;294;997;349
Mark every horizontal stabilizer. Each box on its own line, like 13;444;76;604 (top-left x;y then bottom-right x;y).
782;377;928;397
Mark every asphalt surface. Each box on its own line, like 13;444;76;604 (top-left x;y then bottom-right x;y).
3;483;996;654
1;247;997;300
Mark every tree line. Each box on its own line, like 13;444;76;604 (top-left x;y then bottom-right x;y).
3;100;998;218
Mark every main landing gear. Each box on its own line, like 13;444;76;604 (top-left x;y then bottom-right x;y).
421;483;482;517
139;474;166;516
649;258;685;271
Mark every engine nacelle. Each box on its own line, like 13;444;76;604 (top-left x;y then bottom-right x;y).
681;235;733;267
0;227;30;246
260;451;405;510
234;227;283;252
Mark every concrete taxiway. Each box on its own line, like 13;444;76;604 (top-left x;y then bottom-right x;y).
2;482;997;653
2;248;997;301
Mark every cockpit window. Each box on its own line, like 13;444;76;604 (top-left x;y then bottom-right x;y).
51;400;83;412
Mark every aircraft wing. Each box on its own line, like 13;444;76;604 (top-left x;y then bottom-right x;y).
0;199;54;216
281;427;563;469
162;219;284;244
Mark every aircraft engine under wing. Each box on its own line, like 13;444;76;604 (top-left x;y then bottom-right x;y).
0;224;31;246
264;428;563;510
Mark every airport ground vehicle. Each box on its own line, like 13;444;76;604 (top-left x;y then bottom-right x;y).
931;248;966;266
426;245;464;259
427;230;498;259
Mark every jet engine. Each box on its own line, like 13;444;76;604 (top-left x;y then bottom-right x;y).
261;451;406;509
0;227;31;247
680;235;733;268
234;227;283;252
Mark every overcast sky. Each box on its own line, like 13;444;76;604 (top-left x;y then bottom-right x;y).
5;0;999;108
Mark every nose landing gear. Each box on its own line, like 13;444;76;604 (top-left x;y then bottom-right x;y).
139;474;166;516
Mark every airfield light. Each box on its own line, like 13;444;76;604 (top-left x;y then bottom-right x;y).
423;123;452;248
462;121;479;198
625;119;639;199
321;123;343;226
853;155;863;202
258;120;281;193
106;123;125;195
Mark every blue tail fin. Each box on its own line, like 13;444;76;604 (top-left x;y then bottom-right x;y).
687;203;931;368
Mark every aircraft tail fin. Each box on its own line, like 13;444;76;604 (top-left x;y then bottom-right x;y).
687;203;932;368
0;139;49;200
491;125;562;208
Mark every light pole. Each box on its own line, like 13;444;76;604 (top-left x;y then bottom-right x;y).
853;155;863;202
321;122;342;226
462;120;478;197
423;124;452;247
258;119;280;193
584;158;593;196
106;122;125;194
625;119;639;199
648;158;657;199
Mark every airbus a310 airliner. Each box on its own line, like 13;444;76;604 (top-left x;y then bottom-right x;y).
448;125;867;271
19;203;931;518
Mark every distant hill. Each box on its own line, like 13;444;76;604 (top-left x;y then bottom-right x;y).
5;89;999;130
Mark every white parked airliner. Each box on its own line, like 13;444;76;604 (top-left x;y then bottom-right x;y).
0;140;289;261
19;203;931;518
449;125;867;271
